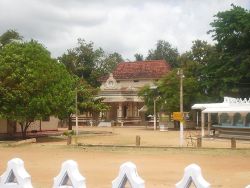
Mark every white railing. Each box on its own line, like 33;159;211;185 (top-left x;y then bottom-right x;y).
0;158;249;188
223;97;250;104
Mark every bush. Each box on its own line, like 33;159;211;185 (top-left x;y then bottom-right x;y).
63;130;76;136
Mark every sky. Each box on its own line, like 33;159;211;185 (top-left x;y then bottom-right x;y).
0;0;249;60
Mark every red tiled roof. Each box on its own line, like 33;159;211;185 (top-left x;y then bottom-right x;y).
111;60;170;80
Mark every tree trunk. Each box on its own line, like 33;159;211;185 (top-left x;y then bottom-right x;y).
92;111;99;126
24;123;30;139
22;128;27;139
19;122;25;139
19;121;31;139
68;115;72;130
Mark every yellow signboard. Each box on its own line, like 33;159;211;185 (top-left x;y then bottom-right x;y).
173;112;183;121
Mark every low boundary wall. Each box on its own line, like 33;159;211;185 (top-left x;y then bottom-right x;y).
0;158;249;188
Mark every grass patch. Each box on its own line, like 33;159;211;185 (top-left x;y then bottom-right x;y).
36;136;66;143
69;144;250;157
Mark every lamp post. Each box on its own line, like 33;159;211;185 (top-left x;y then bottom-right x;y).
150;85;158;131
153;97;157;130
178;69;184;146
75;89;78;135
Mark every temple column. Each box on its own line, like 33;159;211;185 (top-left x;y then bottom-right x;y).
128;102;132;117
117;103;123;120
228;113;234;126
201;112;205;137
242;113;247;126
196;111;199;127
134;104;138;117
218;113;221;124
208;113;211;135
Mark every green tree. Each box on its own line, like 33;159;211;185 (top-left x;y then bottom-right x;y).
58;39;104;87
58;39;123;87
139;68;201;114
190;40;215;66
182;40;222;102
147;40;180;67
134;53;144;61
0;29;23;47
62;78;110;130
76;79;109;127
209;5;250;54
0;40;75;138
58;39;116;128
208;5;250;98
158;69;201;112
140;41;211;113
138;85;160;115
96;52;123;77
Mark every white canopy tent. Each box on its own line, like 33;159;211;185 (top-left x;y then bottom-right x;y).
191;103;230;110
203;107;250;113
192;97;250;137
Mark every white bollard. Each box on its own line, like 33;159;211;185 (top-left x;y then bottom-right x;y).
112;161;145;188
175;164;210;188
0;158;33;188
53;160;86;188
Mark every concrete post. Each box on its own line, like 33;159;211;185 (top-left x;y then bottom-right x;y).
231;138;236;149
197;137;202;148
201;112;205;137
208;113;211;136
67;136;72;145
136;135;141;146
75;90;78;135
153;99;157;130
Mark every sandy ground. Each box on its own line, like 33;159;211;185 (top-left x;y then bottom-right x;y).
1;126;250;188
68;126;250;149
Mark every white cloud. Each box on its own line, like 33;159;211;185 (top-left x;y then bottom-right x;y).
0;0;249;60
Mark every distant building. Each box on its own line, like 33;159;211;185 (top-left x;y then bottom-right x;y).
97;60;171;125
0;117;59;137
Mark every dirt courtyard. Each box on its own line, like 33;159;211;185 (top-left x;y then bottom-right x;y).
1;126;250;187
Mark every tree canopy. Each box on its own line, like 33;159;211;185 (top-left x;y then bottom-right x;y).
58;39;116;127
209;5;250;54
0;29;23;47
134;53;144;61
140;5;250;113
208;5;250;98
0;40;75;138
58;39;123;87
147;40;180;68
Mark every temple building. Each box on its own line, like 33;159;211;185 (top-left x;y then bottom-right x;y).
98;60;171;126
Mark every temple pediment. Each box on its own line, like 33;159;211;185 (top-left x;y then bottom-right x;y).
101;73;120;90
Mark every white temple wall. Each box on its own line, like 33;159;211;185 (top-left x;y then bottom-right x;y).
101;79;157;89
0;119;7;133
16;116;58;132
